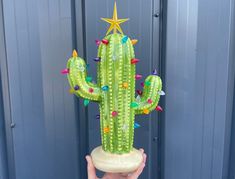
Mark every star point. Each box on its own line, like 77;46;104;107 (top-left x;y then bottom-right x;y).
101;2;129;35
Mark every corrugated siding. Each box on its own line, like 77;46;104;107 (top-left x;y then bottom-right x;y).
164;0;235;179
2;0;80;178
0;0;235;178
0;0;9;178
0;75;7;179
164;0;198;178
0;76;8;179
228;0;235;176
229;87;235;179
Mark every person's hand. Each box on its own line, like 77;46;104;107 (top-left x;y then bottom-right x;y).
86;149;147;179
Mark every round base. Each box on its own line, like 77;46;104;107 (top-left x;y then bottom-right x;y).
91;146;143;173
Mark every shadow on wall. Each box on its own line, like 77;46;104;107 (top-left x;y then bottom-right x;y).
0;72;8;179
229;81;235;179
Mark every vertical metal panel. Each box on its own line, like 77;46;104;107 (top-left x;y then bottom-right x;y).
0;89;5;179
74;0;89;178
83;0;160;178
0;74;8;179
163;0;198;178
0;3;8;178
152;0;163;178
164;0;235;179
229;84;235;179
37;0;80;178
196;0;235;178
2;0;80;178
0;12;8;174
228;1;235;178
0;0;13;178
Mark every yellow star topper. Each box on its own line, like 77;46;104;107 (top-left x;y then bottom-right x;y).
101;2;129;35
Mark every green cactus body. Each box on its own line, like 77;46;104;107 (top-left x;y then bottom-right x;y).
66;33;162;154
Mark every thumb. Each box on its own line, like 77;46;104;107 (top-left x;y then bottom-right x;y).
86;156;97;179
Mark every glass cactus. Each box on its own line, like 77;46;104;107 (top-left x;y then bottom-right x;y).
65;33;162;154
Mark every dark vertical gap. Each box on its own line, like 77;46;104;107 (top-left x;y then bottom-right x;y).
71;0;77;51
80;0;90;177
80;0;87;58
0;71;9;179
71;0;89;178
158;0;168;178
228;80;235;179
150;0;166;177
227;1;235;178
0;1;8;178
150;0;154;178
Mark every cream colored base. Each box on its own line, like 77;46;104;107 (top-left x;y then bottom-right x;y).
91;146;143;173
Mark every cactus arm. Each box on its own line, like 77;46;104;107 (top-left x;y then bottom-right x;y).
67;56;101;101
134;75;162;114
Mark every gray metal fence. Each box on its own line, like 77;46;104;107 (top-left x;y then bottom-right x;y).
0;0;235;179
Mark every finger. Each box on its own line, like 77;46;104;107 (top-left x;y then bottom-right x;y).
139;148;144;154
131;163;145;178
143;153;147;164
120;172;129;177
130;152;146;179
86;156;97;179
104;173;122;179
86;156;93;168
